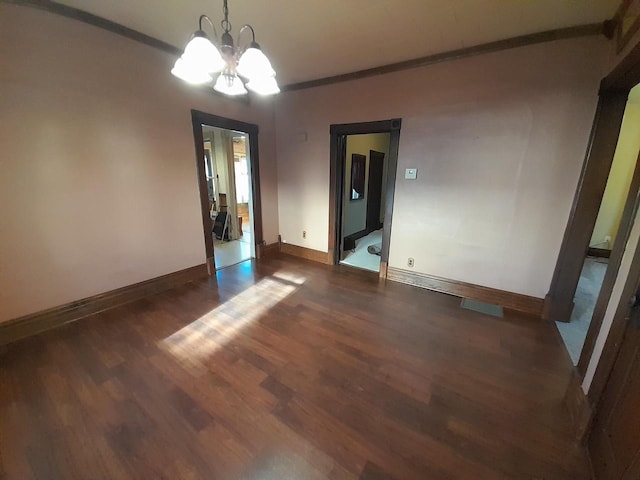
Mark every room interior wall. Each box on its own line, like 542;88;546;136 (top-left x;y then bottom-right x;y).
0;4;279;323
275;36;609;299
590;99;640;248
343;133;390;237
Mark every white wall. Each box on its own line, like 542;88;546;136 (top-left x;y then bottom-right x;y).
343;133;390;236
275;36;608;298
0;5;279;323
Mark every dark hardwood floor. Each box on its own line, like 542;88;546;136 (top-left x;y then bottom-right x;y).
0;255;589;479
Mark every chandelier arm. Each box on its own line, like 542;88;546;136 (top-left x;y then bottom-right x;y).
237;24;258;52
198;14;219;42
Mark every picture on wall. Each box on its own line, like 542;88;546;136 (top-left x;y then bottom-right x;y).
351;153;366;201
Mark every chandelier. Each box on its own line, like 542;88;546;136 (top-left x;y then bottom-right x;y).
171;0;279;96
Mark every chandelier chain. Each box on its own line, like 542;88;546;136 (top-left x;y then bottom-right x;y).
221;0;231;33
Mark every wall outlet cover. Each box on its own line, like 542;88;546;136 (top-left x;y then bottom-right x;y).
405;168;417;180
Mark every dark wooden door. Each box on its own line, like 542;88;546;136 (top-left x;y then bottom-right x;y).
589;278;640;479
366;150;385;233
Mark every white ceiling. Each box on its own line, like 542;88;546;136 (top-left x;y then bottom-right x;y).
56;0;619;85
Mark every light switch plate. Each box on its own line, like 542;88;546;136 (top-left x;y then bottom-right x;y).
405;168;417;180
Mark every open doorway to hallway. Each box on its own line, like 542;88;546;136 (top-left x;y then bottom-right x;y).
340;135;390;273
191;110;263;275
556;83;640;365
202;126;255;270
329;119;401;278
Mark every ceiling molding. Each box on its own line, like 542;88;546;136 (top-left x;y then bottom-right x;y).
4;1;609;93
282;23;608;92
3;0;181;56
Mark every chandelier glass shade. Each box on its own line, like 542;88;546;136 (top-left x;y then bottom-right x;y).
171;0;279;96
213;72;248;96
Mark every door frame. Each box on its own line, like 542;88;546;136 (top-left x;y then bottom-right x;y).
543;91;628;324
563;36;640;443
587;200;640;477
191;110;263;274
329;118;402;278
588;202;640;409
545;33;640;327
578;152;640;376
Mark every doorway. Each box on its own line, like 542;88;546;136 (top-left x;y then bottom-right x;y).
191;111;263;273
329;119;401;277
553;17;640;479
202;127;254;269
556;83;640;365
341;136;390;272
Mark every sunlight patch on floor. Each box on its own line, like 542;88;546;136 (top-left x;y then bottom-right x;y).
271;270;307;285
161;273;304;363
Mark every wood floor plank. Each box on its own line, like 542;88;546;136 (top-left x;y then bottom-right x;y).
0;255;590;479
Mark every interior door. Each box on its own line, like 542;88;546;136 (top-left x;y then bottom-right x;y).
589;277;640;478
366;150;385;233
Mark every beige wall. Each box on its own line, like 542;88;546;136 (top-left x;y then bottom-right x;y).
590;99;640;248
0;5;279;323
0;4;615;323
343;133;390;236
275;36;608;298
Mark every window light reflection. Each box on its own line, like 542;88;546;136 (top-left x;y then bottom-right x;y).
161;273;304;363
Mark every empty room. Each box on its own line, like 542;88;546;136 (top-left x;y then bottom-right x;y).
2;1;640;479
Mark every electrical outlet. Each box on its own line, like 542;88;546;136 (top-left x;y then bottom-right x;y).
407;257;414;268
303;230;307;239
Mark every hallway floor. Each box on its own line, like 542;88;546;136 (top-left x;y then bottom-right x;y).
341;229;382;272
213;226;252;269
0;255;589;479
556;256;608;364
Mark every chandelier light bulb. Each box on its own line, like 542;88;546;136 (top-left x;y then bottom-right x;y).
237;47;275;80
171;57;213;85
183;35;225;73
214;73;248;96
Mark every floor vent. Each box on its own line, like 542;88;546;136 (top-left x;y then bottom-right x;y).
460;298;504;318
